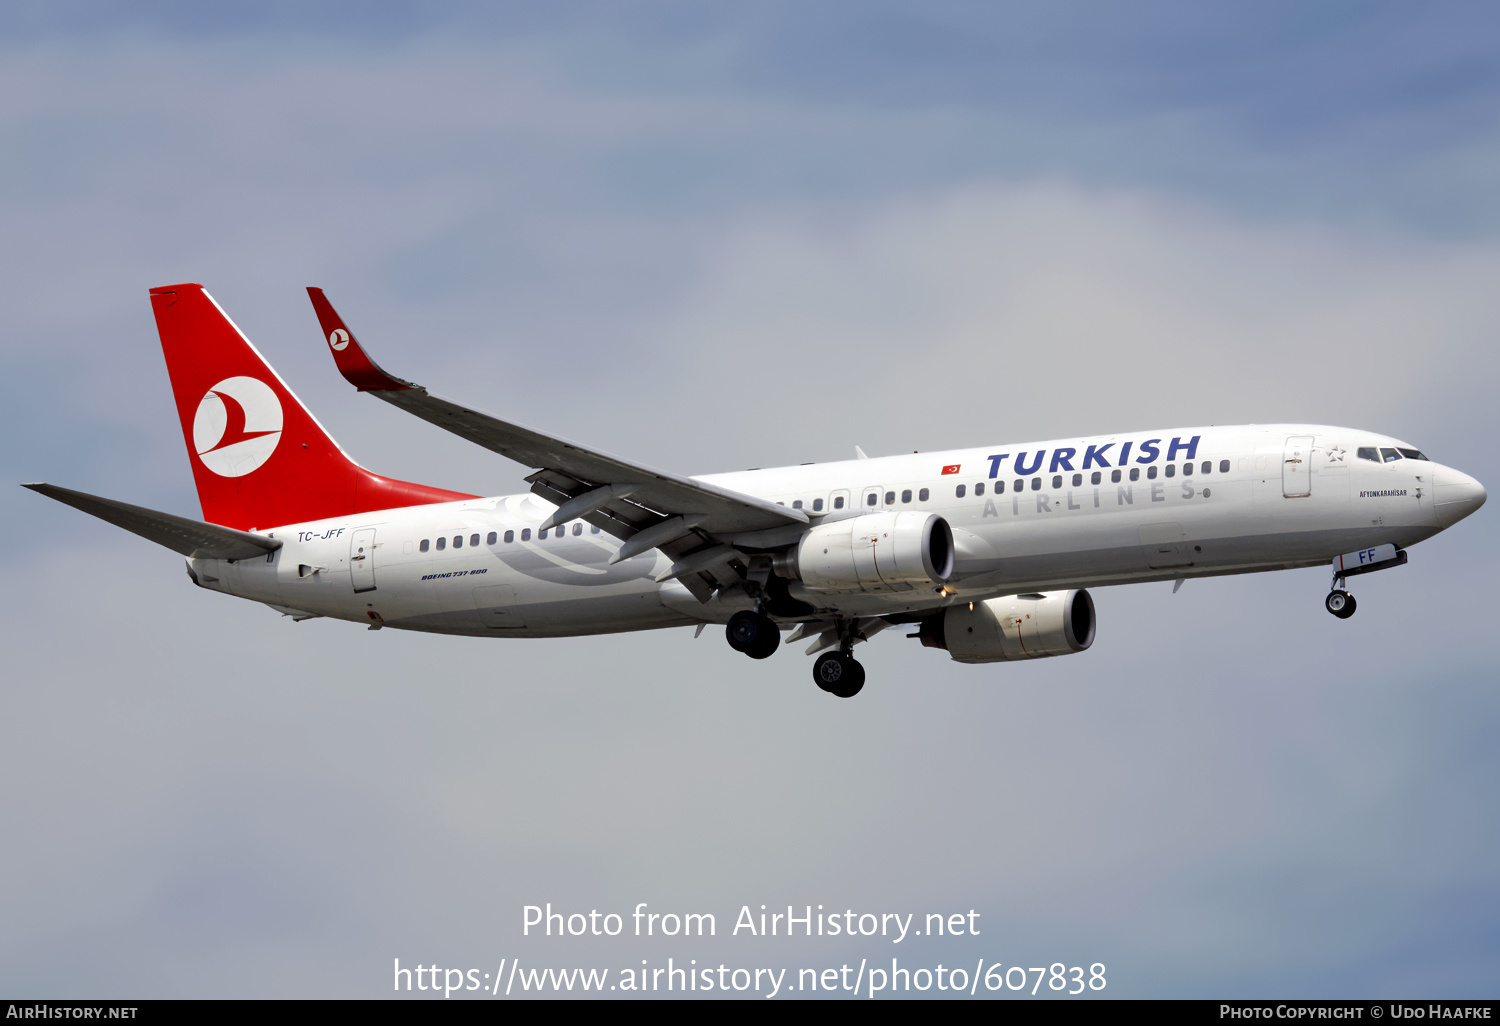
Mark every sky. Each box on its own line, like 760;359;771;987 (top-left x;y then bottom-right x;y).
1;1;1498;1000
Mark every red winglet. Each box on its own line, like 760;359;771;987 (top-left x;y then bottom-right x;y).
306;287;417;392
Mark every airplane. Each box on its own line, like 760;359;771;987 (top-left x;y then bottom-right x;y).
23;284;1487;698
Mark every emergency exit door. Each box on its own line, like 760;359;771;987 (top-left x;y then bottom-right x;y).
350;528;377;593
1283;436;1314;498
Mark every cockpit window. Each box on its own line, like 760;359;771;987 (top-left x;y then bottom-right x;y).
1397;448;1429;461
1380;447;1402;463
1356;447;1380;462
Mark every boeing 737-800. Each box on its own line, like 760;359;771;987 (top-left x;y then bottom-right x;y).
24;284;1487;697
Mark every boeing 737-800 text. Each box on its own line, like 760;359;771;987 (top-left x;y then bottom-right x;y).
24;284;1487;697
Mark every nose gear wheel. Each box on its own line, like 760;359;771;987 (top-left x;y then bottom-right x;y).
1325;590;1357;618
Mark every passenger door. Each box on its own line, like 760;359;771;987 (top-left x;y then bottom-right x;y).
1283;435;1314;498
350;528;377;593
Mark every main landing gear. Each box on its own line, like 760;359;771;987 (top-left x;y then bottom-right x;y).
811;620;867;698
726;610;779;659
813;651;865;698
725;606;867;698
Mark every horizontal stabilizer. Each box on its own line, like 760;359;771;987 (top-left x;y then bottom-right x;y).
22;483;283;561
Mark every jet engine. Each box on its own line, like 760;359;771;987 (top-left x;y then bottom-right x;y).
774;511;953;593
916;590;1095;663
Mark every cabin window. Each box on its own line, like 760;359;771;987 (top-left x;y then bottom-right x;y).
521;529;531;541
1111;470;1121;483
1031;478;1041;491
1181;463;1191;477
792;499;803;509
591;525;600;533
487;532;497;545
1091;471;1102;485
975;482;985;496
885;491;895;504
504;530;514;543
453;535;464;548
436;537;446;551
813;498;824;511
1201;462;1211;475
867;493;878;506
995;480;1006;494
1052;475;1063;489
1013;479;1024;493
1219;460;1230;473
1398;448;1428;461
573;523;582;536
955;484;966;498
1357;447;1380;462
901;489;912;503
918;487;929;501
1148;466;1159;480
419;539;429;553
538;529;548;539
471;533;481;546
834;496;845;509
1380;447;1402;463
1072;473;1082;487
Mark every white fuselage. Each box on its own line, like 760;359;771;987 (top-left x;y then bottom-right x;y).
187;424;1479;637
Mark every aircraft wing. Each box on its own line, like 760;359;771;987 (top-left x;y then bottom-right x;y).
22;483;283;561
307;288;807;599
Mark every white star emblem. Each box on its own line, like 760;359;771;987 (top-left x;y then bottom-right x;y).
1327;447;1346;462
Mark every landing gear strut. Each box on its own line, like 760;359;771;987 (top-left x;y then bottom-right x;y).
1325;570;1356;619
726;609;779;659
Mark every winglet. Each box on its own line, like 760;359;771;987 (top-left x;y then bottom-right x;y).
306;287;418;392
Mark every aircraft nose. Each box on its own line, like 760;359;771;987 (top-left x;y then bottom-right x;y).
1434;466;1487;528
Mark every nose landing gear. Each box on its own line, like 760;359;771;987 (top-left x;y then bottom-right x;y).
1325;568;1357;619
1325;589;1357;618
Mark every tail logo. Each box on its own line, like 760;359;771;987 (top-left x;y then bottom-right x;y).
328;328;350;351
192;376;284;478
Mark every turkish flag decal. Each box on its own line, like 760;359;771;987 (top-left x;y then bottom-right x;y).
941;464;961;475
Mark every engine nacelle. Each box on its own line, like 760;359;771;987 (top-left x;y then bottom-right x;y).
775;512;953;593
921;590;1095;663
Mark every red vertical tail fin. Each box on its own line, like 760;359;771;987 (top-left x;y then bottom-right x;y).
150;284;475;530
